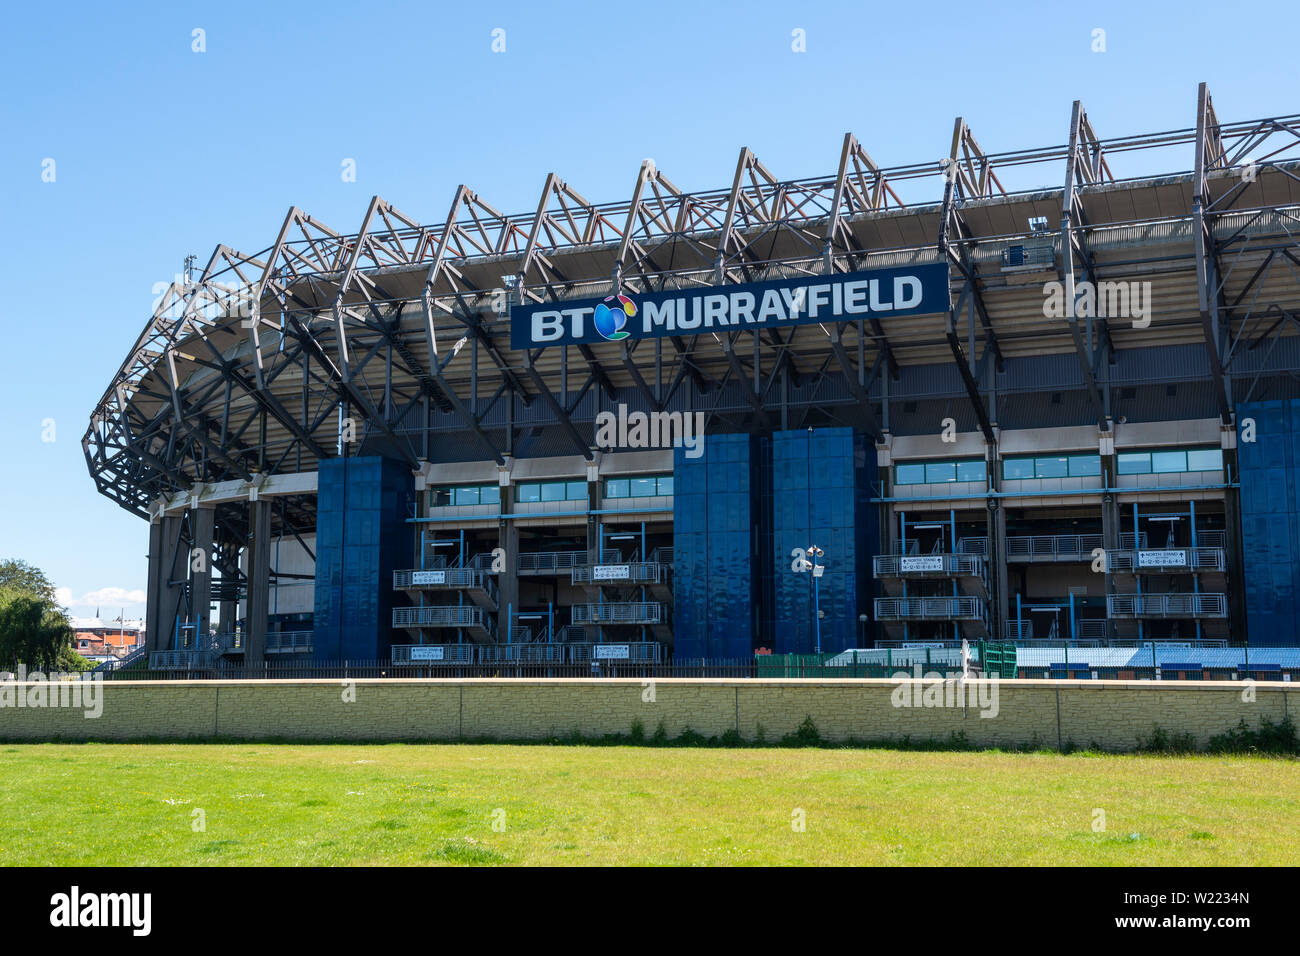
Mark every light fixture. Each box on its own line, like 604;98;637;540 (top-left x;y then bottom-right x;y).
608;533;636;540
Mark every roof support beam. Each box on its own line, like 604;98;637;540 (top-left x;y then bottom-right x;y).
1061;100;1113;432
522;350;593;461
828;323;884;441
1193;82;1236;425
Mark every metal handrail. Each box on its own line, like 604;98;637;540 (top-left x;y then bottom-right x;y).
392;605;494;629
1107;547;1226;572
391;643;475;664
393;567;497;593
517;550;621;572
1002;532;1147;560
1106;593;1229;618
873;596;987;621
570;602;665;624
571;562;670;585
872;553;985;578
266;630;313;651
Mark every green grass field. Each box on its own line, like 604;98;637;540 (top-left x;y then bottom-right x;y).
1;743;1296;865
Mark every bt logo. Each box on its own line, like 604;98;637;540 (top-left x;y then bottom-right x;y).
594;294;636;340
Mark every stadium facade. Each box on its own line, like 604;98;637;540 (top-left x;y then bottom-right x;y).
84;84;1300;668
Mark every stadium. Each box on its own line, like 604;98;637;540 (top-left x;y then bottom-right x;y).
83;82;1300;673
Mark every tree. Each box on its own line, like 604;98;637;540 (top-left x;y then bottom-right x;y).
0;587;77;669
0;559;78;669
0;559;60;606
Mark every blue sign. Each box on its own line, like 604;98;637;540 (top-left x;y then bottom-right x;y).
509;263;950;349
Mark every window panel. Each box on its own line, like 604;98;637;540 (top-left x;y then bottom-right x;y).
630;477;657;497
657;475;674;496
1117;452;1150;475
1150;451;1186;474
429;488;452;507
1186;448;1223;472
606;478;629;499
956;460;986;483
516;483;541;503
451;485;480;506
1069;455;1101;477
479;485;500;505
1035;457;1069;478
1002;458;1036;480
540;482;567;502
566;480;587;500
925;461;957;483
895;464;925;485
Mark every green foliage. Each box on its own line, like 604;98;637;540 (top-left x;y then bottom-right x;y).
780;716;822;747
1136;724;1199;755
0;560;60;605
674;727;708;746
0;586;76;670
628;718;645;744
1207;716;1299;755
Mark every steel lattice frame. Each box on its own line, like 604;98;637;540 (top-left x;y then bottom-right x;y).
86;84;1300;554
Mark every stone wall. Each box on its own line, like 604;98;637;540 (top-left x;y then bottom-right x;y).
0;678;1289;751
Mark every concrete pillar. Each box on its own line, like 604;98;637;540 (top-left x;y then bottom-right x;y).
144;519;164;654
147;514;188;653
987;438;1008;641
246;499;272;665
495;462;518;641
191;506;215;646
1221;427;1246;643
1100;431;1119;642
497;520;520;640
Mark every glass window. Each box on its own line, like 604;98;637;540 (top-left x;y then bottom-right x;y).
1117;452;1150;475
1069;455;1101;477
1035;456;1069;478
1150;451;1187;474
1186;448;1223;472
566;480;587;500
451;485;480;506
925;461;957;483
956;460;986;483
630;477;657;497
516;483;541;503
540;482;567;502
429;487;452;507
606;478;629;498
656;475;674;496
895;464;925;485
1002;458;1035;480
480;485;500;505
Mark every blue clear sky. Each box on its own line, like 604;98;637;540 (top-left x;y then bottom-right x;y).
0;0;1296;619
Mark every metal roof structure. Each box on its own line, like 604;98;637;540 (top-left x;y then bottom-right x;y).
86;83;1300;544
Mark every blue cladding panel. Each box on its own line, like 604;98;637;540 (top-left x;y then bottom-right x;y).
672;428;878;661
314;456;414;661
673;434;757;661
770;428;875;656
1238;400;1297;646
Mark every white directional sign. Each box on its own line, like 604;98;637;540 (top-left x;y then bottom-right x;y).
1137;550;1188;568
412;570;447;585
410;646;445;661
593;565;631;581
900;556;944;572
594;644;631;659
